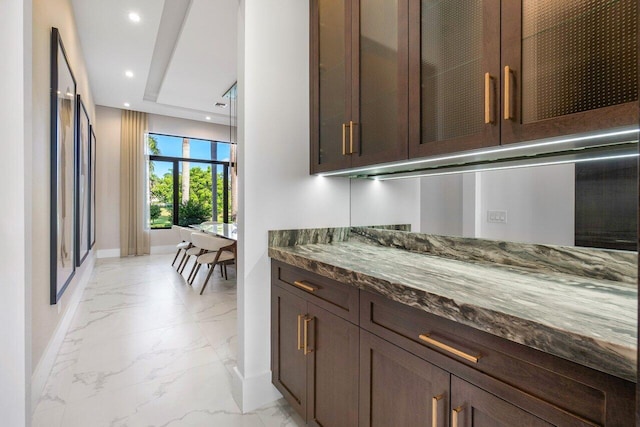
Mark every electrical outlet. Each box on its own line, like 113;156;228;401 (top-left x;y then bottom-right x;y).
487;210;507;224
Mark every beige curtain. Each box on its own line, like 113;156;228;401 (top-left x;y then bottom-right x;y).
120;110;150;256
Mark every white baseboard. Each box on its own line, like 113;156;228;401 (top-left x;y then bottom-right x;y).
97;246;175;258
31;253;95;412
96;248;120;258
150;245;176;255
231;367;282;413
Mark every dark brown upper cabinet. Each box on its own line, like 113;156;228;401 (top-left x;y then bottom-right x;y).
500;0;638;145
410;0;638;157
408;0;502;158
310;0;410;173
312;0;638;174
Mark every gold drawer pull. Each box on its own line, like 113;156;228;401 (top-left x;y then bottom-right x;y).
297;314;303;351
303;316;313;355
342;123;347;155
504;65;513;120
293;280;316;292
484;72;494;124
432;394;443;427
419;334;481;364
452;406;463;427
349;120;356;154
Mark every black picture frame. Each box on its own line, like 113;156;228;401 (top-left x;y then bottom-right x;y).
76;95;90;266
89;125;97;248
50;27;77;304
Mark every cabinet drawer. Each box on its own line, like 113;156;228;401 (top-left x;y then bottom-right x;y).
360;291;633;427
272;261;359;324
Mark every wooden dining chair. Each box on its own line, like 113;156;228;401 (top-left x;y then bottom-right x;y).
189;232;236;295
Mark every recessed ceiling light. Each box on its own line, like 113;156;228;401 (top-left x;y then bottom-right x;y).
125;70;134;78
124;102;130;107
205;116;211;120
215;102;228;108
128;12;141;23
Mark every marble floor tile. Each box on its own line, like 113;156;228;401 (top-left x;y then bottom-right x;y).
31;405;65;427
32;254;302;427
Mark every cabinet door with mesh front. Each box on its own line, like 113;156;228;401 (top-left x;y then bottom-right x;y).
501;0;638;145
409;0;501;158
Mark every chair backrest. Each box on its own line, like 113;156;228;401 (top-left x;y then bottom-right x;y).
191;233;233;253
180;227;196;243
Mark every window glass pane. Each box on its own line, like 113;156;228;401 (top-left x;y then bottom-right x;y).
178;161;214;226
148;133;233;162
149;159;174;229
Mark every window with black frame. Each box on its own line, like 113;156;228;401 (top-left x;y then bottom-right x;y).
148;133;235;229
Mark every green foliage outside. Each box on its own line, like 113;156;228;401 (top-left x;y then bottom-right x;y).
178;199;210;226
150;204;161;221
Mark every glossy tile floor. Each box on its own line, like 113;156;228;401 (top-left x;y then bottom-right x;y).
32;254;306;427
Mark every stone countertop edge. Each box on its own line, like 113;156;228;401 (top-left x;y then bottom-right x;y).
268;245;636;383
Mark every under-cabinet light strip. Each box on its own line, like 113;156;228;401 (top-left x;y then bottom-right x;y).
317;128;639;177
373;153;639;181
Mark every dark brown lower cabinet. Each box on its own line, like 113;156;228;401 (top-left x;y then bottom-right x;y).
272;285;308;417
271;261;634;427
271;282;359;426
451;376;553;427
360;330;449;427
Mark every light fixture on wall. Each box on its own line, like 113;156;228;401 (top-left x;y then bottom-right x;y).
128;12;141;23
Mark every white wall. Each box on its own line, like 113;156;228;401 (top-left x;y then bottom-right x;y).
420;174;464;236
148;114;231;142
350;179;420;231
94;106;121;256
477;164;575;245
371;163;576;246
0;0;32;423
94;108;231;256
235;0;351;411
31;0;98;373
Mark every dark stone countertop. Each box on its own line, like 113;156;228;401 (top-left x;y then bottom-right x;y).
268;227;637;382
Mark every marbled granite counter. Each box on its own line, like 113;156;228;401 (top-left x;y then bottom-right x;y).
268;227;637;382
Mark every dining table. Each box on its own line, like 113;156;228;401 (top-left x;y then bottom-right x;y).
190;222;238;241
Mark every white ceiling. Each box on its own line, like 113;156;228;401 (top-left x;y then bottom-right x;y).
71;0;238;125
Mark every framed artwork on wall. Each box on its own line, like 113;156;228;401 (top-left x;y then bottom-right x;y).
50;27;77;304
76;95;90;266
89;125;96;248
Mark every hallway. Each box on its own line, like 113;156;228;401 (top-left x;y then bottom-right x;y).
32;254;304;427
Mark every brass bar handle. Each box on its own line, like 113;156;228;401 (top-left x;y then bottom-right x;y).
303;316;313;355
418;334;481;364
293;280;316;292
349;120;355;154
484;72;494;124
297;314;303;351
342;123;347;155
504;65;512;120
432;394;443;427
452;406;463;427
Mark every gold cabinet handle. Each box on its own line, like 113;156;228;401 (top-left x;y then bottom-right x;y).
349;120;355;154
452;406;463;427
432;394;443;427
419;334;481;363
303;316;313;355
504;65;513;120
484;72;494;124
342;123;347;155
297;314;303;351
293;280;316;292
